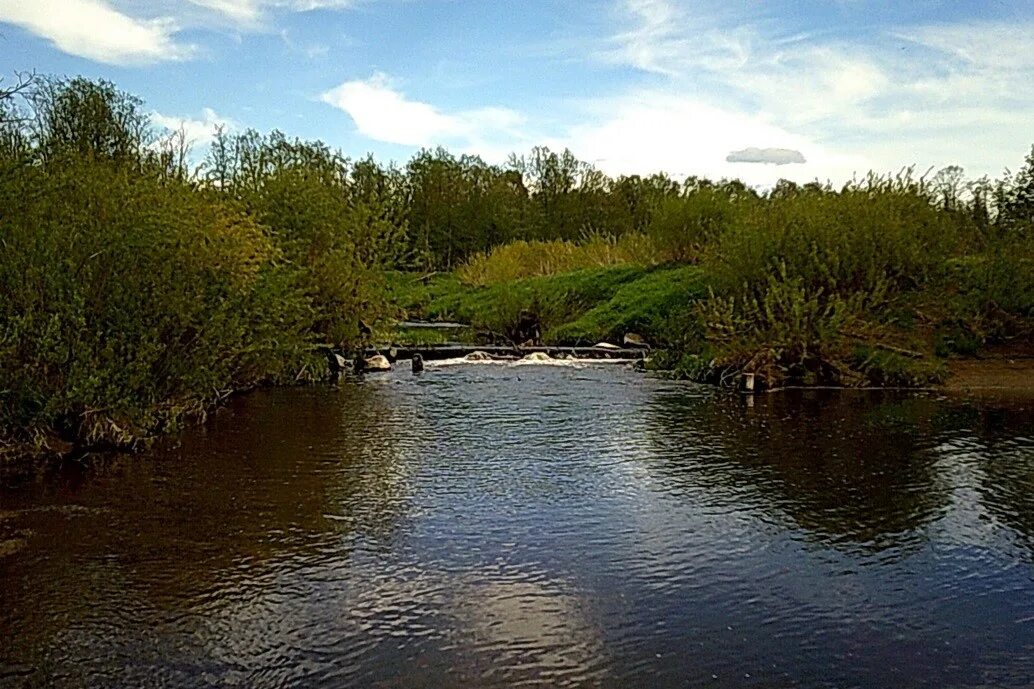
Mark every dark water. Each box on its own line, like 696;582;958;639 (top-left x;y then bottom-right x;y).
2;364;1034;688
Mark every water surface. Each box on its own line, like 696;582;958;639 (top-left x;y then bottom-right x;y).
2;365;1034;688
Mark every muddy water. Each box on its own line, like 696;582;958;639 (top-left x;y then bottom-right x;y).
2;364;1033;688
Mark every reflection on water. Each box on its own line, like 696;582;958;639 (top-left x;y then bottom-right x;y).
1;366;1033;688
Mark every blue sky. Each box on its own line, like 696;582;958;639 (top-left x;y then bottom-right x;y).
1;0;1032;186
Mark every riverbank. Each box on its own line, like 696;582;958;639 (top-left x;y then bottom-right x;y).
386;267;1034;394
386;265;707;347
943;348;1034;401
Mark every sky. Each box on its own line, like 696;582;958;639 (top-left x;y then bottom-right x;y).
1;0;1032;186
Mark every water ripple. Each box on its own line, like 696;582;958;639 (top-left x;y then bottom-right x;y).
1;366;1033;687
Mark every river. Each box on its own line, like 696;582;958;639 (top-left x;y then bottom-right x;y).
2;363;1033;688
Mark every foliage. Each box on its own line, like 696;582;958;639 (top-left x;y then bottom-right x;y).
423;266;647;342
0;77;396;457
690;174;981;386
206;129;404;346
548;266;707;344
646;179;757;262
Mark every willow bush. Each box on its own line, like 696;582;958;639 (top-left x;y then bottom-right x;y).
646;180;757;263
694;173;1023;385
209;130;406;345
0;78;396;457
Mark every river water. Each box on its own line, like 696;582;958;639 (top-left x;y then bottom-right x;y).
2;363;1034;688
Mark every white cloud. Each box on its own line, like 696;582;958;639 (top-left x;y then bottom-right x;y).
280;29;331;58
601;0;757;76
320;73;528;158
0;0;362;63
186;0;263;24
604;0;684;75
151;107;236;146
313;4;1034;187
727;147;806;165
186;0;355;26
0;0;192;64
898;21;1034;71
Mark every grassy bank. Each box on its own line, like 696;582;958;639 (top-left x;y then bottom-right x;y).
391;260;1028;388
390;264;708;346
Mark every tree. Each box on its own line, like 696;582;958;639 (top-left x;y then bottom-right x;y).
1000;145;1034;233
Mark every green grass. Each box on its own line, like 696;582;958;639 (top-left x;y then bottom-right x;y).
393;264;709;346
547;266;708;344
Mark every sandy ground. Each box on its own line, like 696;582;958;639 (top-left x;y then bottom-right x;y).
943;353;1034;403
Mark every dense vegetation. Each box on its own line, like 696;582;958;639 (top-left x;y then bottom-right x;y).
0;77;398;457
404;164;1032;388
1;74;1032;458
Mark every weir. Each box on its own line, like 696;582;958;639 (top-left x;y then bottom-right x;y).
358;344;648;362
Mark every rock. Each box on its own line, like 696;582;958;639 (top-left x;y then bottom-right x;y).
594;342;621;350
464;351;493;361
623;332;649;348
364;354;391;371
519;339;536;348
522;352;552;361
0;537;27;558
327;351;348;373
411;354;424;373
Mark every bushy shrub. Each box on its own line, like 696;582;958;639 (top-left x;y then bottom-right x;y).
0;154;312;452
706;176;958;298
646;184;753;263
688;176;963;385
0;78;397;457
225;141;404;346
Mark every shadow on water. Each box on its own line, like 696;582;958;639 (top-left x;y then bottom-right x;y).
0;382;418;688
641;390;955;553
645;389;1034;555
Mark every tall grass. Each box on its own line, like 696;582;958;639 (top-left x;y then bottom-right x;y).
456;232;663;285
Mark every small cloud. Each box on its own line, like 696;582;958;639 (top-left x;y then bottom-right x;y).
151;108;236;146
279;28;331;58
726;147;807;165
